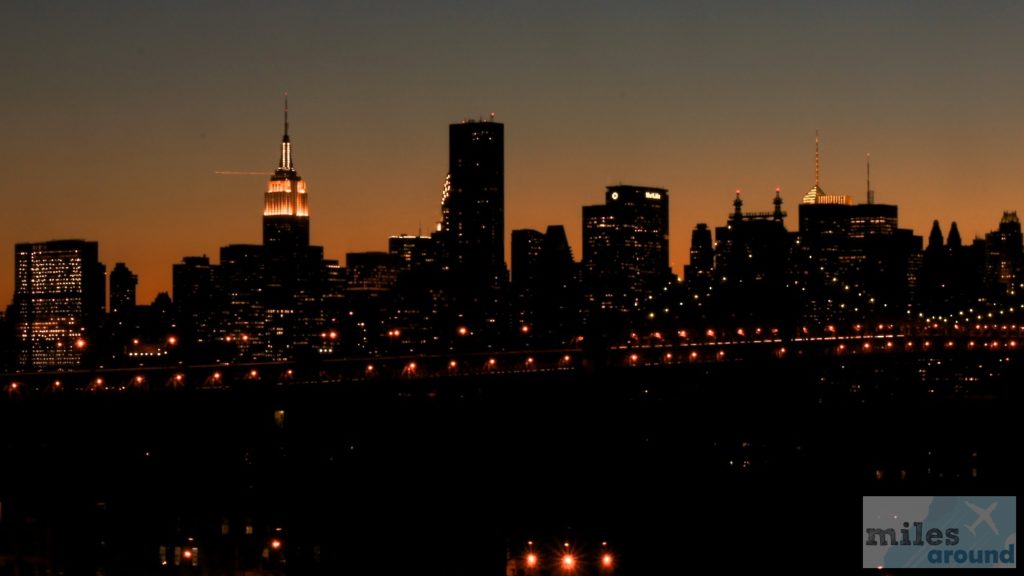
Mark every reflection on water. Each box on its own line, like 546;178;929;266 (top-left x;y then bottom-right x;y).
0;351;1017;574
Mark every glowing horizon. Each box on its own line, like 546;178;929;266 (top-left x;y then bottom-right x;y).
2;2;1022;307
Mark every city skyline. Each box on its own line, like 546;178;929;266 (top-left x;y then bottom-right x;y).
3;1;1023;306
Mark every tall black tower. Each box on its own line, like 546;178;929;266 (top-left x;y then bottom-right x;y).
437;118;508;336
444;119;505;280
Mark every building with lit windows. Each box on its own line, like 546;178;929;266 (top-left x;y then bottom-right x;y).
173;100;329;361
794;139;921;322
388;235;435;271
12;240;105;369
984;211;1023;298
582;185;671;322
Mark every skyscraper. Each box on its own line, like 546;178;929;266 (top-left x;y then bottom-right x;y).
795;141;921;322
172;255;219;357
582;185;671;319
443;119;504;277
434;118;508;337
109;262;137;318
511;226;580;345
711;191;794;326
259;97;325;360
511;228;546;331
263;95;309;251
684;223;713;284
176;99;327;362
985;211;1023;297
388;235;436;271
12;240;105;369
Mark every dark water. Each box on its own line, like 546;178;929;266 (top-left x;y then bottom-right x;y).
1;352;1018;574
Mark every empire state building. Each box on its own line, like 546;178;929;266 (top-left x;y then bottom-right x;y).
263;96;309;251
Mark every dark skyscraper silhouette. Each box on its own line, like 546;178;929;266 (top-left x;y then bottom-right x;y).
435;119;508;337
512;225;580;345
795;135;921;322
685;223;713;283
712;190;793;325
443;120;504;276
172;255;218;359
511;229;545;312
985;212;1022;297
12;240;105;369
109;262;137;318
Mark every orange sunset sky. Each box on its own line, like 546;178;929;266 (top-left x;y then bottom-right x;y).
2;1;1022;307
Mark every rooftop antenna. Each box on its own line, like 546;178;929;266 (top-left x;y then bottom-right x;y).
815;130;820;188
866;153;874;205
278;91;293;171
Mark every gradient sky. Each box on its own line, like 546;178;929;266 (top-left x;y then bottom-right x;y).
2;1;1022;307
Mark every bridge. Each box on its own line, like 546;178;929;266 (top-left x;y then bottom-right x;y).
3;324;1020;395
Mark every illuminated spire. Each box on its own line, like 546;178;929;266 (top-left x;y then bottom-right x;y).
278;92;293;172
732;189;743;219
773;187;783;221
802;131;826;204
265;94;308;222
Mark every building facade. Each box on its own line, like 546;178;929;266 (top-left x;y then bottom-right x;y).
13;240;105;369
433;119;508;339
582;185;671;322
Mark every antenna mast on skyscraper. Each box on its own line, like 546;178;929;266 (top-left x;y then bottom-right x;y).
866;153;874;205
815;130;820;188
